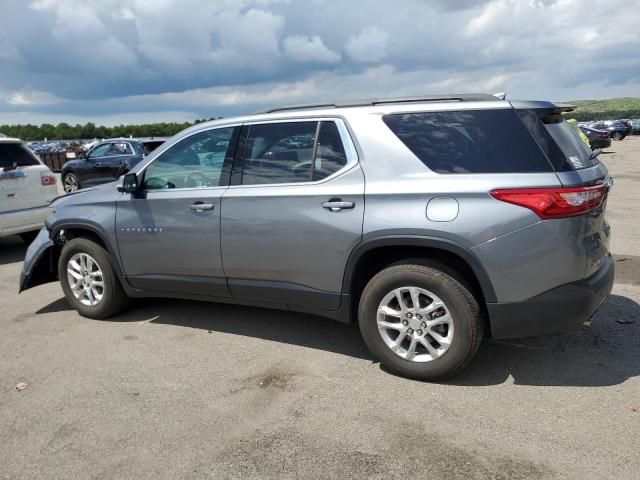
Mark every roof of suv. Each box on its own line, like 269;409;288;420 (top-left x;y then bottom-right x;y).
158;93;574;144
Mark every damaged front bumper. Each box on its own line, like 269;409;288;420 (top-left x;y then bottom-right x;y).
19;227;56;292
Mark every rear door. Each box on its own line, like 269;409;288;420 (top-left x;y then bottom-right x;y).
221;119;364;310
517;109;611;278
115;126;239;297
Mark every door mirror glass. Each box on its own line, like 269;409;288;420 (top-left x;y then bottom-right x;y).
118;173;139;193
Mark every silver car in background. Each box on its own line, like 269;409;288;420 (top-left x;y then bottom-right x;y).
19;94;614;380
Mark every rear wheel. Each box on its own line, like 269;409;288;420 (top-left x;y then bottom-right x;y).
58;238;129;319
358;263;483;381
63;172;80;193
613;132;623;140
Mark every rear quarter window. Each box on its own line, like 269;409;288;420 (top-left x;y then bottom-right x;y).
515;109;597;171
0;143;40;169
382;109;553;173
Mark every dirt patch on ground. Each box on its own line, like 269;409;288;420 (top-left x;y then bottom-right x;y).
206;426;554;479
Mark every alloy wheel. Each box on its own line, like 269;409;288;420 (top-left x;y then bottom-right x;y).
377;286;454;362
64;174;79;193
67;253;105;306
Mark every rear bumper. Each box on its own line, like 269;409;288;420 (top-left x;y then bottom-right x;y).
487;254;614;339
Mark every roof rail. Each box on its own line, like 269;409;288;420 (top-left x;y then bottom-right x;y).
260;93;500;114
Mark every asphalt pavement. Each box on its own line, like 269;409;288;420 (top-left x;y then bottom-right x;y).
1;138;639;479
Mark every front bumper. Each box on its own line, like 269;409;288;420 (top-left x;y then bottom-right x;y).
487;254;614;339
19;227;55;292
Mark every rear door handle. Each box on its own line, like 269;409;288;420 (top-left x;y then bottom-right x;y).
321;200;355;212
190;202;215;212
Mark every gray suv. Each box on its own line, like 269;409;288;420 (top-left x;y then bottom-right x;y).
20;94;614;380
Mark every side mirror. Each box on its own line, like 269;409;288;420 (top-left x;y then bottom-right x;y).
117;173;140;193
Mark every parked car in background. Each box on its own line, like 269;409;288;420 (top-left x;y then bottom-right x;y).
567;119;591;149
20;94;614;380
0;136;57;242
579;126;611;150
60;138;164;193
631;119;640;135
590;120;628;140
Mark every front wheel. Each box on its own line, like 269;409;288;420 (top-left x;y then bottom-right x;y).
58;238;129;319
63;172;80;193
358;263;483;381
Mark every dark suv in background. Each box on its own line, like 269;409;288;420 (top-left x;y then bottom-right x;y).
61;138;165;193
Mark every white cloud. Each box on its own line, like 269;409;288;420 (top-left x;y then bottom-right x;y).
283;35;341;63
345;26;390;62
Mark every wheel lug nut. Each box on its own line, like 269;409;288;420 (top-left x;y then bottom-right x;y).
417;329;423;336
402;320;408;326
416;314;422;320
421;322;427;328
407;328;413;335
406;313;413;318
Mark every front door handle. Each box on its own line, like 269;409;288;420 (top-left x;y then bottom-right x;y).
190;202;215;212
321;199;355;212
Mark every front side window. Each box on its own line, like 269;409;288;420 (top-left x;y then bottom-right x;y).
383;109;553;174
88;144;111;159
241;121;349;185
143;127;236;190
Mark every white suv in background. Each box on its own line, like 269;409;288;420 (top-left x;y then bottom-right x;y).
0;135;58;243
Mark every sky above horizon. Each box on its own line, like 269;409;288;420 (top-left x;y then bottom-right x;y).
1;0;639;126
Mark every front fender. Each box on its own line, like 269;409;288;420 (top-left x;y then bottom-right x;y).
19;228;56;292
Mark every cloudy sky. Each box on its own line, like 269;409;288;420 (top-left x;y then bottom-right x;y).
1;0;639;125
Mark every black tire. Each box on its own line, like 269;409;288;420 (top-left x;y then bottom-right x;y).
358;263;483;381
19;230;39;244
62;172;80;193
58;238;129;319
613;132;623;140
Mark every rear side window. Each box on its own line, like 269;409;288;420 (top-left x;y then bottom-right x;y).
516;110;596;171
0;143;40;169
241;121;349;185
382;109;553;174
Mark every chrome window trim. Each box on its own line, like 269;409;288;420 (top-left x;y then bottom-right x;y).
229;117;359;189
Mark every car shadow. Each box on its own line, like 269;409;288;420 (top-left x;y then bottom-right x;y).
0;236;28;266
36;294;640;387
37;297;373;361
448;294;640;387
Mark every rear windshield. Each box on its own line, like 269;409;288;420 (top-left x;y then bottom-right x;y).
515;109;597;171
382;109;553;173
0;143;40;170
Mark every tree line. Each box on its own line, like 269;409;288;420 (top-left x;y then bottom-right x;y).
0;119;219;141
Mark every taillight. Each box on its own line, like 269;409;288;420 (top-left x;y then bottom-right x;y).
40;171;56;186
597;132;606;138
490;185;606;219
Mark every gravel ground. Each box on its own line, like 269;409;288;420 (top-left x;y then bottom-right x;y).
1;137;639;480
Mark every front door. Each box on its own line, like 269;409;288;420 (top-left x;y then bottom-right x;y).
95;141;133;183
221;119;364;310
116;126;239;297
